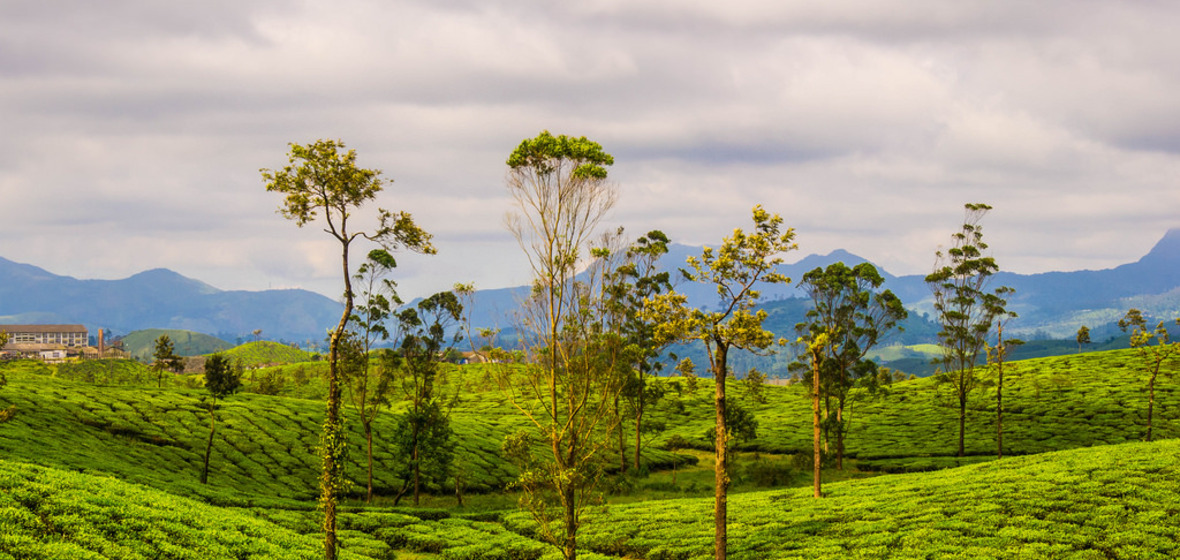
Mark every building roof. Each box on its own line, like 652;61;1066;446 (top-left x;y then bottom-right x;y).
0;324;87;333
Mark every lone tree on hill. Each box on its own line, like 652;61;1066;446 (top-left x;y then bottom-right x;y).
1076;325;1091;353
925;203;1013;458
645;205;797;560
262;139;434;560
1118;308;1180;441
152;334;184;388
497;130;624;560
200;353;241;484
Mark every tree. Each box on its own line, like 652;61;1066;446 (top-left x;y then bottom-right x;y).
343;249;401;502
200;353;241;484
152;334;184;388
262;139;434;560
986;319;1022;458
925;203;1011;457
645;205;797;560
389;289;463;506
498;130;622;560
603;229;674;471
793;262;907;471
1076;325;1091;353
1118;308;1179;441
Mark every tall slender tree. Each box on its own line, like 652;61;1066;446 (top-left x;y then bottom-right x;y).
262;139;434;560
343;249;401;503
389;290;463;506
925;203;1010;457
199;353;241;485
987;319;1021;459
603;229;674;471
645;205;797;560
498;131;623;560
1118;308;1179;441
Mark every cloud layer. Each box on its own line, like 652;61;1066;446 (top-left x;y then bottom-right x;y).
3;0;1178;300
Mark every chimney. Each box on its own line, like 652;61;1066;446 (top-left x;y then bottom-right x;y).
98;329;105;357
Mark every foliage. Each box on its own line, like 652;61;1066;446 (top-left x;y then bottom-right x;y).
925;203;1013;457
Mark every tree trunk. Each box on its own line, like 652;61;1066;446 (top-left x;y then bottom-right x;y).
996;322;1005;459
835;397;845;471
957;385;967;458
413;436;421;506
1147;371;1156;442
634;403;643;472
563;481;577;560
713;343;729;560
201;402;216;484
616;395;627;473
323;239;354;560
812;360;822;499
365;421;374;502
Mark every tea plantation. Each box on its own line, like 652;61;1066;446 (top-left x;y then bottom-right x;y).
0;346;1177;558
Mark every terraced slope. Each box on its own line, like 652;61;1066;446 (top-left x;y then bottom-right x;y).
519;439;1180;559
0;460;369;560
648;348;1180;471
0;364;684;506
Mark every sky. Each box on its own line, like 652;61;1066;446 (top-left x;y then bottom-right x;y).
3;0;1179;301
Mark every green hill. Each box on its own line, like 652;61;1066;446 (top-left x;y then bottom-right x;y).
121;329;232;360
219;340;316;368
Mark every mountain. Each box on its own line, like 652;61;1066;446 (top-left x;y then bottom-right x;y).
459;230;1180;342
0;257;342;344
884;228;1180;337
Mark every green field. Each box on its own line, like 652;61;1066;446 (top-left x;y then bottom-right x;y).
0;346;1177;558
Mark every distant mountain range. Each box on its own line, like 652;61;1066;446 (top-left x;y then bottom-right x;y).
2;229;1177;347
0;258;341;344
465;228;1180;341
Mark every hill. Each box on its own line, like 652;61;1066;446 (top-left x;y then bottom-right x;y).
121;329;233;360
218;340;317;368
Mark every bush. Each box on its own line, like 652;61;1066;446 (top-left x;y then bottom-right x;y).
742;458;797;487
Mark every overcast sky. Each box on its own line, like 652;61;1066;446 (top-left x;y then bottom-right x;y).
3;1;1179;301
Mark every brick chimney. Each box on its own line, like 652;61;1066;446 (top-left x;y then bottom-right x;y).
98;328;105;357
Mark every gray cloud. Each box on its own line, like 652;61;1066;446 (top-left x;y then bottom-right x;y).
2;0;1178;302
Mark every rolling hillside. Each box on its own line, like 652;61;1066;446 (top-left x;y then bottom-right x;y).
1;347;1177;559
